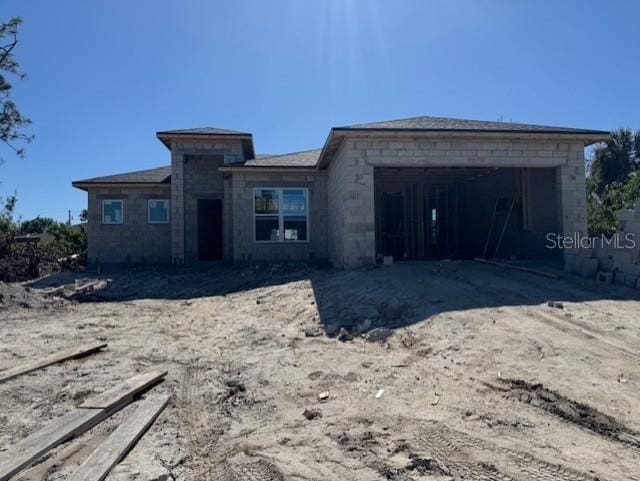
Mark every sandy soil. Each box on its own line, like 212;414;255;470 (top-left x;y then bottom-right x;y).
1;260;640;481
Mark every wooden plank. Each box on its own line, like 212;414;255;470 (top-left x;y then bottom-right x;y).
0;403;123;481
473;258;559;279
79;370;167;409
68;396;170;481
0;343;107;385
0;372;166;480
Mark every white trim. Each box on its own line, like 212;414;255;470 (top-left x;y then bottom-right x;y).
102;199;123;225
147;198;170;224
253;187;309;243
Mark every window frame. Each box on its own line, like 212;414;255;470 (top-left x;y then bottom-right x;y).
102;199;124;225
147;198;170;224
253;187;309;243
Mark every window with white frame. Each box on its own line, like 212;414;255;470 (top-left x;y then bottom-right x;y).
254;188;308;242
148;199;169;224
102;199;123;224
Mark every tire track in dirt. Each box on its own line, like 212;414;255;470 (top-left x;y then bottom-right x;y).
494;379;640;451
411;421;600;481
502;306;640;362
331;418;601;481
534;307;640;355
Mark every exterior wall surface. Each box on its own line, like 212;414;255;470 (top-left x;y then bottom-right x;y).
326;140;375;267
86;185;171;264
170;139;245;263
83;134;588;269
231;172;328;263
327;136;587;267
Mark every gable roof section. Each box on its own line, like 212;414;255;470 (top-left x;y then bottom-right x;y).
72;166;171;189
337;116;609;135
243;149;321;167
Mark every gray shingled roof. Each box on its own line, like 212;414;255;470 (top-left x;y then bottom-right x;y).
156;127;251;136
244;149;321;167
338;116;609;134
73;166;171;185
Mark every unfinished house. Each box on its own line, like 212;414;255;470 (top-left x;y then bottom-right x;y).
72;116;608;267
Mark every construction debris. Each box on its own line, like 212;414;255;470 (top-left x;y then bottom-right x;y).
0;370;166;481
41;279;110;300
67;395;170;481
547;301;564;309
337;328;353;342
365;327;393;343
79;370;167;409
0;342;107;384
474;257;559;279
302;409;322;420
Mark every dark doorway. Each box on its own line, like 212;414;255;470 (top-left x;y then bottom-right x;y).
424;184;460;258
381;192;404;258
197;199;223;261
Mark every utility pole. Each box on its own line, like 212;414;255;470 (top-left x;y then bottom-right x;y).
68;209;72;225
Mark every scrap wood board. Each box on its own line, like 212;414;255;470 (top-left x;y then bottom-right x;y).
79;370;167;409
68;395;170;481
0;370;166;481
0;406;117;481
0;342;107;384
473;258;559;279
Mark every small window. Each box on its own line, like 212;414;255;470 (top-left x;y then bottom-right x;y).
102;200;123;224
254;188;308;242
148;199;169;224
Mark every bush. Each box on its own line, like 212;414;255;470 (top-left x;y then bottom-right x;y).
0;196;87;282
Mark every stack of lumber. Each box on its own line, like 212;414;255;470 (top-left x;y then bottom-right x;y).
0;344;169;481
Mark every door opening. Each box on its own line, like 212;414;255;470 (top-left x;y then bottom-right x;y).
197;199;223;261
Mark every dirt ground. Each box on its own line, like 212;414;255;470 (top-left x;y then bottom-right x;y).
1;260;640;481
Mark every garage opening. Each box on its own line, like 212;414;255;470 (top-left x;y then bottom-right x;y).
374;167;560;261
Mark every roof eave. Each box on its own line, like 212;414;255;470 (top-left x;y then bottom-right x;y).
72;181;171;191
155;132;255;155
218;166;320;173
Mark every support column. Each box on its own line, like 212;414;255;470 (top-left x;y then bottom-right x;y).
327;139;376;268
171;152;185;264
557;143;587;266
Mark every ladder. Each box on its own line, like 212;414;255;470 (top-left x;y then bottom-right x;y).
482;197;516;259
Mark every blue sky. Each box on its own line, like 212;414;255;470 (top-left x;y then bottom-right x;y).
1;0;639;222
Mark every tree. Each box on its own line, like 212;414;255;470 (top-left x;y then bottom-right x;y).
0;17;32;158
589;129;640;196
0;191;16;234
19;216;57;234
79;208;88;223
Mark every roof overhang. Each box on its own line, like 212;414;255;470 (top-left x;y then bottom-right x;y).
72;181;171;191
316;128;610;169
156;131;255;159
218;166;321;175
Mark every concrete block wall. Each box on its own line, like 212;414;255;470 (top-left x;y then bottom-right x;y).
170;150;185;263
86;185;171;264
326;139;375;267
224;176;234;260
326;135;586;267
576;200;640;288
556;143;588;256
170;140;245;263
231;172;328;263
